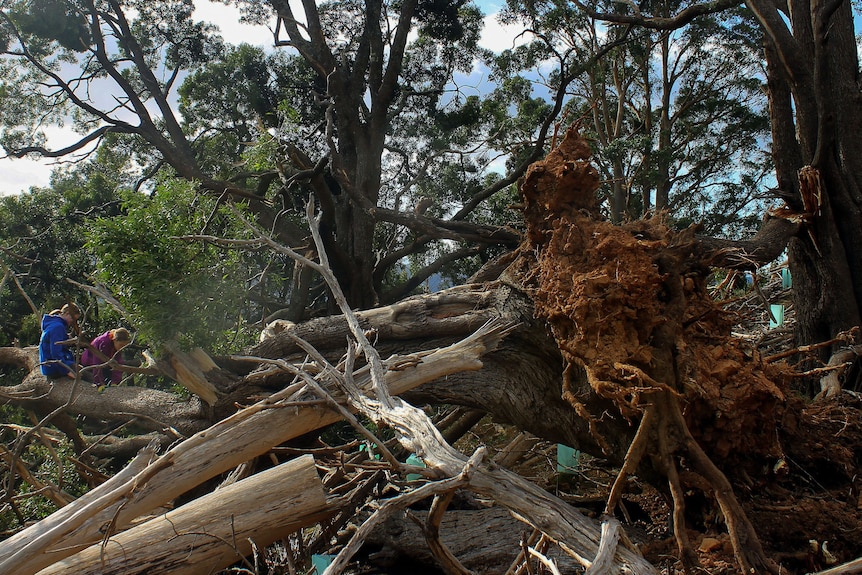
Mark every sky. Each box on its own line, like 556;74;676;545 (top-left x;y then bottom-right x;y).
0;0;522;196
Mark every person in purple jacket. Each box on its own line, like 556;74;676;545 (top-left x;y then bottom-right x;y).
39;303;82;378
81;328;131;386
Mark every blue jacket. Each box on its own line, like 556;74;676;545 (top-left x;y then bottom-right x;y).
39;314;75;377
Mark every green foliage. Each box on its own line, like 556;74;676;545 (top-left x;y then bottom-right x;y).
0;431;98;532
16;313;41;347
86;179;259;349
0;174;114;343
6;0;91;52
178;44;324;194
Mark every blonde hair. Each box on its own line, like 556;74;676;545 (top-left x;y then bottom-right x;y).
111;328;131;342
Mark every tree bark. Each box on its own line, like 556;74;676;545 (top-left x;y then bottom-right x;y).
748;0;862;358
362;507;584;574
251;283;632;461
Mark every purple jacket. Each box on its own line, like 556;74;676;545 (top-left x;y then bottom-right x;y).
82;331;124;385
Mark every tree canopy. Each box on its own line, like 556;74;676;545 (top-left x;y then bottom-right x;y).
0;0;776;324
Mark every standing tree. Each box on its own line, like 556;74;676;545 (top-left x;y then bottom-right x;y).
500;0;772;231
0;0;528;316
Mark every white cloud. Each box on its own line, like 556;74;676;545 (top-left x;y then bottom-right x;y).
478;12;531;53
194;1;275;48
0;157;53;196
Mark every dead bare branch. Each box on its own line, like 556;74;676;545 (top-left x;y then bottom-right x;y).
324;448;486;575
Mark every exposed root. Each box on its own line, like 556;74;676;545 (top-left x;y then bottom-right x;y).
603;405;655;517
516;126;788;573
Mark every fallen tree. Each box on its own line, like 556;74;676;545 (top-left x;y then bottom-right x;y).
0;130;860;574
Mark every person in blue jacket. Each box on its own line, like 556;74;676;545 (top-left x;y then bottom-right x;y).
39;303;81;378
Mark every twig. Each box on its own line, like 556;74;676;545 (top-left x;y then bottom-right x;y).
763;333;855;363
504;529;542;575
414;490;475;575
527;547;561;575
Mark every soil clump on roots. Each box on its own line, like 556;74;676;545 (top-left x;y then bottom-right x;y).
511;127;862;574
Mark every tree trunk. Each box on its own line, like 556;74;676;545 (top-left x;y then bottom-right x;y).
751;0;862;358
252;283;633;461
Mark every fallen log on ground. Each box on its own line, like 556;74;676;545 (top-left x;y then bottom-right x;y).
281;207;658;575
34;454;329;575
362;506;583;574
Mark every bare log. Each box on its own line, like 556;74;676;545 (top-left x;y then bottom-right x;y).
810;556;862;575
165;341;220;406
35;454;330;575
584;516;622;575
0;447;157;575
364;507;584;574
0;321;511;575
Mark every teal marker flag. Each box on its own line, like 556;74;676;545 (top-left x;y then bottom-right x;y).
769;304;785;328
557;444;580;474
311;554;334;574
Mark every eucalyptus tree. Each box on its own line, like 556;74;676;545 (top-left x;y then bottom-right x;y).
177;44;323;192
499;0;772;233
0;0;547;319
0;0;218;188
0;0;314;327
255;0;532;309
